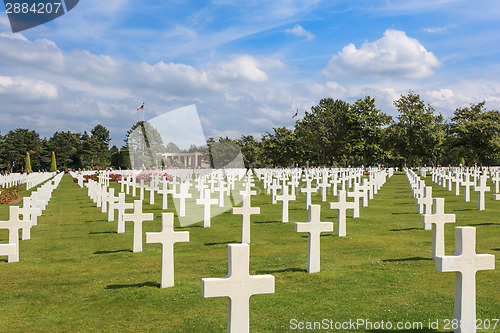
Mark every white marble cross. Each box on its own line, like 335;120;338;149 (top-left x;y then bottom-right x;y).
329;190;354;237
295;205;333;273
233;194;260;243
115;192;133;234
214;181;229;208
462;174;474;202
435;227;495;333
269;179;281;204
202;244;275;333
275;185;296;223
196;188;218;227
123;200;154;252
18;197;41;240
416;186;433;216
300;177;317;209
346;183;363;218
146;212;189;288
174;182;192;217
422;198;455;259
157;178;173;210
0;206;32;262
474;176;490;210
317;173;331;202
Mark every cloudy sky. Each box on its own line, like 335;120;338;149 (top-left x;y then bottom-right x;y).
1;0;499;148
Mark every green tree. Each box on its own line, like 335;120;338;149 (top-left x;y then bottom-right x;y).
206;137;242;168
90;124;111;168
126;121;165;169
294;98;352;166
237;135;262;168
260;127;298;167
448;101;500;165
2;128;42;172
386;91;443;167
47;131;81;169
25;152;32;173
50;151;57;172
350;96;392;165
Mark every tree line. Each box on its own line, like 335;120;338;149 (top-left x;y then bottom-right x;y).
2;91;499;172
213;91;500;168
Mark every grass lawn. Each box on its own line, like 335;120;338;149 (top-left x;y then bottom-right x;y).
0;172;498;332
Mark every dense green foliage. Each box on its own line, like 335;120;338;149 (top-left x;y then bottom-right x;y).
1;92;500;171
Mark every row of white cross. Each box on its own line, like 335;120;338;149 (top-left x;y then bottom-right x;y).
406;168;495;333
0;173;63;262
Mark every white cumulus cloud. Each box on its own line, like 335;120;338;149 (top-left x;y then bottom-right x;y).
285;24;315;41
0;75;58;101
324;29;440;79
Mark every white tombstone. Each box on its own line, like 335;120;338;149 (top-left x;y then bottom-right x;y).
0;206;32;262
422;198;456;259
174;182;192;217
462;175;474;202
300;177;317;209
146;212;189;288
474;176;490;211
115;193;133;234
329;190;355;237
295;205;333;273
202;244;275;333
275;185;296;223
233;194;260;244
435;227;495;333
346;183;363;218
416;186;433;215
123;200;154;252
157;178;173;210
196;189;218;228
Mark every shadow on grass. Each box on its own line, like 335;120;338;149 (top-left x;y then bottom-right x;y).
106;281;160;289
468;222;498;226
94;249;132;254
301;233;334;238
205;240;238;246
177;225;203;229
255;267;307;274
453;208;475;211
254;221;278;224
389;227;420;232
391;212;414;215
383;257;432;262
89;231;116;235
491;248;500;251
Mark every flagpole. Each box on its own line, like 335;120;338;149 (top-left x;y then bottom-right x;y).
142;101;145;122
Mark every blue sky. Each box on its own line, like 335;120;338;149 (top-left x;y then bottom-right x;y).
1;0;500;148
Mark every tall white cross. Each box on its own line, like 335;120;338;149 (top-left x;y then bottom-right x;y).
115;193;133;234
123;200;154;252
317;173;331;202
462;174;474;202
329;190;354;237
18;197;41;240
435;227;495;333
146;212;189;288
202;244;275;333
474;175;490;210
422;198;455;259
196;188;218;227
233;194;260;243
157;178;173;210
268;179;281;205
416;186;433;216
295;205;333;273
174;182;192;217
0;206;32;262
300;177;317;209
346;183;363;218
275;185;296;223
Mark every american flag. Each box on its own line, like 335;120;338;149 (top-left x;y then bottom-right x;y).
137;103;144;111
292;110;298;118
